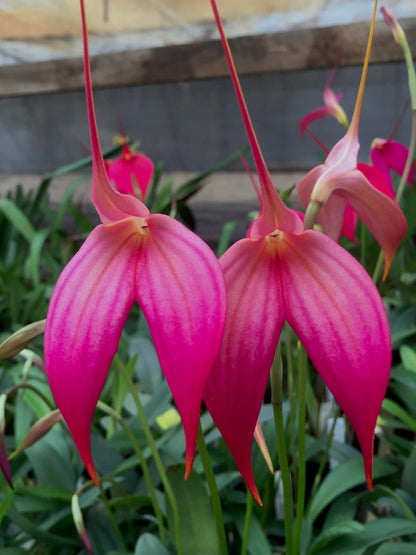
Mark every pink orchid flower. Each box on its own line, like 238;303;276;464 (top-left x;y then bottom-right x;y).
297;0;407;278
304;127;396;243
106;136;154;200
44;0;226;485
370;138;415;191
205;0;392;504
299;52;348;137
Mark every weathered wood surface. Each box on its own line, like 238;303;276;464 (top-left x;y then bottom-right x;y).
0;61;410;174
0;18;415;98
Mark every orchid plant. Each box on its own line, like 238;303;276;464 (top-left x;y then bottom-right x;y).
0;0;415;554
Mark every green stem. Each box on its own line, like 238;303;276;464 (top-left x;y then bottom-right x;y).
360;220;366;268
292;345;308;554
270;347;294;555
197;424;228;555
241;489;253;555
96;401;166;545
304;202;321;231
285;324;296;473
115;355;183;555
396;110;416;203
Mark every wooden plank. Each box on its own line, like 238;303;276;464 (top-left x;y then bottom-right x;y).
0;18;415;98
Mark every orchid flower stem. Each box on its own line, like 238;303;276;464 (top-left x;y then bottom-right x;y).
5;383;54;411
305;409;339;516
270;346;294;555
285;324;296;476
241;488;253;555
196;423;228;555
396;110;416;204
304;202;321;231
373;109;416;284
292;344;308;554
96;400;166;545
360;221;367;268
114;355;184;555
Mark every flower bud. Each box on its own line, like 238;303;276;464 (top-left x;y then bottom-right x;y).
0;320;46;361
12;410;63;458
71;493;93;553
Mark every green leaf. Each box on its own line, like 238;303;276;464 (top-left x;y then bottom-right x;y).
166;464;220;555
324;492;360;529
0;198;35;242
375;542;416;554
152;179;173;213
307;457;397;523
315;518;416;554
402;443;416;498
85;501;125;553
26;430;77;490
382;399;416;432
307;521;363;555
233;511;272;555
134;533;170;555
0;489;15;525
217;221;238;257
6;504;79;547
400;346;416;373
25;229;49;286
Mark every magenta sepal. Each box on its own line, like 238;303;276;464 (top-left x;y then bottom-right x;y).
44;0;227;485
207;0;393;503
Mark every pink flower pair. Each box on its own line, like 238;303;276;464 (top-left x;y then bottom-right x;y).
44;0;407;505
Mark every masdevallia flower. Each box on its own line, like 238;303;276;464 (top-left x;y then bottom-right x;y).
44;0;226;485
298;0;407;278
204;0;392;504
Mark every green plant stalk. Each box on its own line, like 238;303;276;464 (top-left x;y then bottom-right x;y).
285;324;297;474
4;383;54;411
96;401;166;545
360;220;367;268
375;485;416;522
292;345;308;554
196;423;228;555
305;410;339;516
270;347;294;555
115;355;184;555
396;110;416;203
373;109;416;283
241;488;253;555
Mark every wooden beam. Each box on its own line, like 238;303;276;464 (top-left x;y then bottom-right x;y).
0;18;415;98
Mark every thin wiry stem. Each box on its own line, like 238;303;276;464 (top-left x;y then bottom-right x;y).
115;355;183;554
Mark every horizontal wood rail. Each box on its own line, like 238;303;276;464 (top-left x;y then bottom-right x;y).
0;18;415;98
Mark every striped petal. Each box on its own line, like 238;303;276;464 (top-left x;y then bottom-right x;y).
204;238;285;504
137;214;226;477
326;169;407;276
279;230;391;487
45;220;140;484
